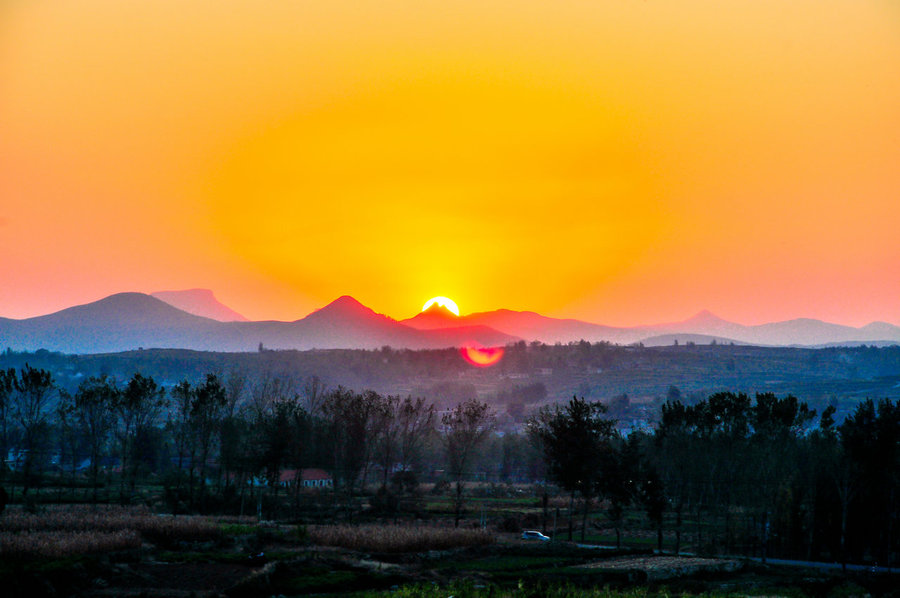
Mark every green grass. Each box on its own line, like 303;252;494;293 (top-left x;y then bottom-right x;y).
219;523;258;535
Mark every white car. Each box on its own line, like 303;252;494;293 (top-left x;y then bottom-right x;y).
521;530;550;541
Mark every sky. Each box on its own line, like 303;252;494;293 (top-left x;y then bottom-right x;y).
1;1;898;327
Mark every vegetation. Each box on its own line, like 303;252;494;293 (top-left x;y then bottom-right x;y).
309;523;494;552
0;345;899;595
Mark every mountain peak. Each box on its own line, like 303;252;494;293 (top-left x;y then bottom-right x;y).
400;302;460;330
688;309;717;320
151;288;248;322
683;310;730;325
326;295;367;310
422;303;458;317
305;295;382;322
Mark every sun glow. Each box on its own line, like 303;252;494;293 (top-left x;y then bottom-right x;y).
460;343;504;368
422;296;460;316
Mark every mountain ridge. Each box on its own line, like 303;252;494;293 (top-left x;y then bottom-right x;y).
0;293;520;354
1;293;898;354
151;289;248;322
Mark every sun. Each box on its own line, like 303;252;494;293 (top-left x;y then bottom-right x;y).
422;296;460;316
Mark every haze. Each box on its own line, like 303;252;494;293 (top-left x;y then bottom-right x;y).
2;1;898;326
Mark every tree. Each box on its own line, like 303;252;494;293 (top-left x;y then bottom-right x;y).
529;396;615;541
0;368;15;484
442;398;495;527
12;365;57;495
654;399;695;553
749;393;815;562
322;388;385;519
396;396;435;474
74;375;118;503
115;373;166;498
56;390;81;501
169;380;194;487
372;394;401;489
190;373;227;510
838;398;900;569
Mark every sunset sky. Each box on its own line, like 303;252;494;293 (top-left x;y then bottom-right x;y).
2;1;898;327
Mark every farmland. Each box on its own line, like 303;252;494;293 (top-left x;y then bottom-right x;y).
0;499;895;598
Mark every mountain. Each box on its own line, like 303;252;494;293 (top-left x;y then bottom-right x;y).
0;293;520;354
403;308;640;344
1;293;897;354
405;306;900;347
0;293;225;353
402;303;462;329
151;289;248;322
634;312;900;346
284;295;427;350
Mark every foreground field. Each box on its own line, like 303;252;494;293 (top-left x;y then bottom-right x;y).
0;506;895;598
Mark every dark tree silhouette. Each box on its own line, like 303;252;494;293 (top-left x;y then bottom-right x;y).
443;398;494;527
529;396;615;541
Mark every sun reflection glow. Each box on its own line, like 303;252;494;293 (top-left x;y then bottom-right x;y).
460;344;504;367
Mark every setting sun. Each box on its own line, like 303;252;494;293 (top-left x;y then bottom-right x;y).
422;297;460;316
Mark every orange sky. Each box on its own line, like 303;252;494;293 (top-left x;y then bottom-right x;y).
2;1;898;327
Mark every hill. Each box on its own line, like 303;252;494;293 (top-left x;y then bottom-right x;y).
151;289;248;321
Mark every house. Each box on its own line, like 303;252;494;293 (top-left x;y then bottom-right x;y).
278;468;333;488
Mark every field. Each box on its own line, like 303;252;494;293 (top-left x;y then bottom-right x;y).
0;503;893;598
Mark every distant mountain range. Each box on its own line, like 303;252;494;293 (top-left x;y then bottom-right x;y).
151;289;248;322
0;293;519;354
0;291;898;354
402;305;900;348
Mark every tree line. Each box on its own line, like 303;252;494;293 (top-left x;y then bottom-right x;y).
1;364;898;568
528;393;899;570
0;366;499;523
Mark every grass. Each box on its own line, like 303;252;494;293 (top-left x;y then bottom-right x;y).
220;523;258;535
0;505;221;558
309;524;495;553
0;529;141;558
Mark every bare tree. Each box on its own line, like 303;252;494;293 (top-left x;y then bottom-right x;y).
190;374;226;510
115;373;166;498
322;388;384;519
74;375;118;504
303;375;327;415
373;394;400;489
442;398;495;527
12;365;57;495
397;396;435;474
0;369;15;484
